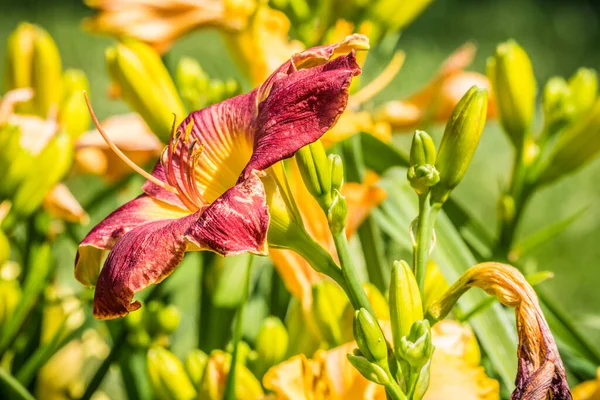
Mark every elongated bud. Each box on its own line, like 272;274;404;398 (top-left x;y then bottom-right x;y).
341;283;390;343
568;67;598;115
312;280;348;346
539;99;600;184
347;354;390;386
296;140;332;211
431;86;487;204
147;346;197;400
542;76;575;134
487;40;536;146
354;308;388;364
185;349;208;389
106;40;186;142
59;69;90;138
0;278;21;327
389;261;424;352
176;56;210;110
329;154;344;193
254;316;289;378
410;130;436;166
5;23;63;117
327;190;348;236
10;131;73;220
397;320;433;369
0;226;9;265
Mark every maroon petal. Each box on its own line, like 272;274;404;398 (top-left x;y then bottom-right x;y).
93;212;198;319
142;161;190;209
75;194;189;287
242;52;361;176
186;171;269;256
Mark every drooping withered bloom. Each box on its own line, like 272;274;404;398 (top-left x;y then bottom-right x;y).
428;263;572;400
75;35;367;320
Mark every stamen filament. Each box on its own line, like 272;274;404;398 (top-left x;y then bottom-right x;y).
83;91;179;194
349;50;406;108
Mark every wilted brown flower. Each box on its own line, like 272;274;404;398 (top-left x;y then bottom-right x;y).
428;262;572;400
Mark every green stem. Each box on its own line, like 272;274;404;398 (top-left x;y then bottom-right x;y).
384;376;407;400
413;194;441;295
0;368;35;400
223;256;254;400
332;231;373;314
292;234;349;295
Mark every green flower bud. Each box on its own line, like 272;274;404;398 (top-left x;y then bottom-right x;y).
389;261;424;353
176;56;210;111
397;320;433;369
487;40;536;146
0;229;9;266
127;329;151;349
539;98;600;183
5;23;63;117
568;67;598;115
254;316;289;378
124;305;145;330
347;354;390;386
327;191;348;236
431;86;488;204
156;304;181;334
329;153;344;193
311;280;348;346
409;130;436;167
542;76;575;134
147;346;197;400
10;131;73;220
0;125;32;199
341;283;390;343
354;308;388;364
185;349;208;389
296;140;333;211
0;265;21;327
407;165;440;196
59;69;90;138
106;40;186;142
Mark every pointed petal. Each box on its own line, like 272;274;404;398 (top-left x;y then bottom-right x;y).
93;211;198;319
186;171;269;256
43;183;89;224
75;194;189;287
243;52;361;176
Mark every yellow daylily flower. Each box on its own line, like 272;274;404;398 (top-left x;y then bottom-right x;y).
573;369;600;400
375;43;496;132
263;320;499;400
74;113;162;182
83;0;251;54
224;4;304;86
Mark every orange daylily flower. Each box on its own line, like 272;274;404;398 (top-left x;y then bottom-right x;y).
75;113;162;182
83;0;254;54
375;42;496;131
263;320;499;400
43;184;89;224
269;160;387;311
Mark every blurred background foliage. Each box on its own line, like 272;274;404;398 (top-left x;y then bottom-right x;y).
1;0;599;345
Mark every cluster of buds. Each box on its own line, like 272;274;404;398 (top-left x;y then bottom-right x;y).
406;85;488;204
176;57;242;112
295;139;347;235
348;261;435;400
124;301;181;349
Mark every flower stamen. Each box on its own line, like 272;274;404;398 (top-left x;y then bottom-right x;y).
349;51;405;108
83;91;180;195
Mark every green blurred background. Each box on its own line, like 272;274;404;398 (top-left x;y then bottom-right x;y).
1;0;599;344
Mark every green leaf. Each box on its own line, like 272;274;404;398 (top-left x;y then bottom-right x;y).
375;168;518;389
0;368;35;400
0;242;53;356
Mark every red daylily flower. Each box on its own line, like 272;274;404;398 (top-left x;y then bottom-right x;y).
75;35;366;320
